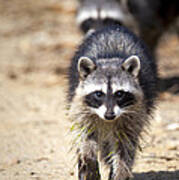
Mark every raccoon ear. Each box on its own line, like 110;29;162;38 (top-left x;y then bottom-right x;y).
122;55;141;77
78;57;96;79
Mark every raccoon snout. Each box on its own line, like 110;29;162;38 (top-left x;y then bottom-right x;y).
104;111;116;120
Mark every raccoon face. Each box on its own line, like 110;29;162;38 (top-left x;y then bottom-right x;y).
77;56;143;121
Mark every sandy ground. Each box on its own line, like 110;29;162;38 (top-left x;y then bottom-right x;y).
0;0;179;180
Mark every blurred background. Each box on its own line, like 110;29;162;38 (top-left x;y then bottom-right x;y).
0;0;178;180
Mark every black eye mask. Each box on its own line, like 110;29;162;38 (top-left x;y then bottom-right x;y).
115;91;136;108
84;89;135;109
84;91;105;108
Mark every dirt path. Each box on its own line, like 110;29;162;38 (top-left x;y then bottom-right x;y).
0;0;179;180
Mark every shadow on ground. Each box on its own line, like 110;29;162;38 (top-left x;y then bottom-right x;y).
158;76;179;94
133;170;179;180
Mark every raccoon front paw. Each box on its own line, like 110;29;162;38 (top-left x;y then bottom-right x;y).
125;178;132;180
79;171;100;180
78;158;101;180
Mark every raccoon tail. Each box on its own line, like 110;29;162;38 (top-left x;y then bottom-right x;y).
76;0;123;33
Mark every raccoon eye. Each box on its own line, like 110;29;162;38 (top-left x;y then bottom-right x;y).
115;91;135;107
85;91;104;108
115;90;125;98
94;91;104;99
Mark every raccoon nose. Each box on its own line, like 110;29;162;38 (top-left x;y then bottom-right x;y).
104;112;116;120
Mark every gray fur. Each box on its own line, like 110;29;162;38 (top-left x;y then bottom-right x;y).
68;25;158;180
77;0;179;53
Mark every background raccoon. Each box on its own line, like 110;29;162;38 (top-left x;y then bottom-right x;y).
77;0;179;54
68;25;158;180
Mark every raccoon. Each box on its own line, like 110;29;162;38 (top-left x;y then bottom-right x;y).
76;0;138;35
77;0;179;53
68;25;158;180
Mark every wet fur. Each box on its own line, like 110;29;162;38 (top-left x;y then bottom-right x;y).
68;26;158;180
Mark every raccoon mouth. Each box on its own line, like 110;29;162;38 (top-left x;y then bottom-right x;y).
103;119;117;123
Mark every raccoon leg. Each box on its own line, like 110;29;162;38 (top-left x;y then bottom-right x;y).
78;139;101;180
108;154;133;180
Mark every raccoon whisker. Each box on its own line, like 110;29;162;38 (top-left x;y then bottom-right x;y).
67;25;157;179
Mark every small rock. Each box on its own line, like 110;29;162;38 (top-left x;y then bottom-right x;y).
30;172;36;176
167;141;178;150
166;123;179;131
70;171;74;176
